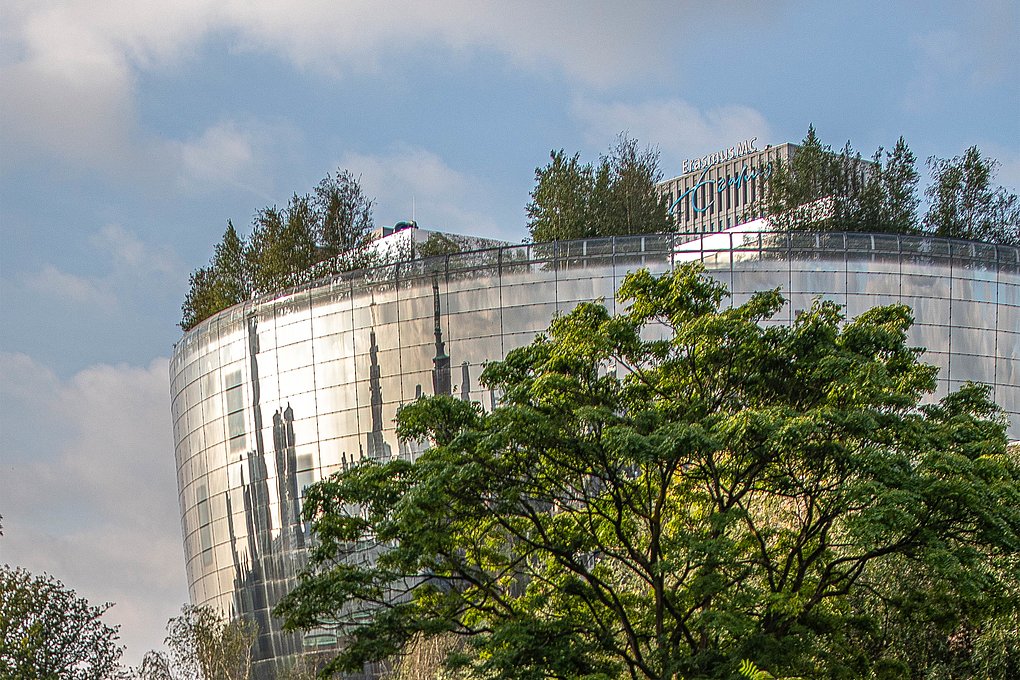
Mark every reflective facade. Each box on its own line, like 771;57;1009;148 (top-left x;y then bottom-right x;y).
169;232;1020;677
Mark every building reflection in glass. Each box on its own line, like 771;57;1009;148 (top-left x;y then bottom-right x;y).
170;232;1020;678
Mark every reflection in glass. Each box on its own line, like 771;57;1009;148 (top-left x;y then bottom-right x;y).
171;232;1020;678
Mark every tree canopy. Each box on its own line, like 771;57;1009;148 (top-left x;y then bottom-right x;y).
764;127;919;235
0;565;124;679
924;145;1020;244
527;134;671;242
765;127;1019;246
181;135;1020;332
133;604;256;680
276;265;1020;679
180;169;376;331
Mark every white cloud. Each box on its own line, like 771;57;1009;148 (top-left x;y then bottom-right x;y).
0;0;685;180
573;97;774;172
20;225;182;314
25;264;118;310
175;121;257;191
90;223;164;272
0;46;136;173
1;0;674;89
0;352;187;668
1;0;251;187
218;0;673;86
341;146;506;239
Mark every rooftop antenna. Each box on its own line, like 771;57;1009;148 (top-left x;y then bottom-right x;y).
412;195;416;223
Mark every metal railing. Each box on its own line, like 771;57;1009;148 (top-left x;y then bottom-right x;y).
174;231;1020;353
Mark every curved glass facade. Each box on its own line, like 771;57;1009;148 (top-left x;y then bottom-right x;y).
169;232;1020;677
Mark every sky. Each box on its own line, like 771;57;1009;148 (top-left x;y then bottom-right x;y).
1;0;1018;668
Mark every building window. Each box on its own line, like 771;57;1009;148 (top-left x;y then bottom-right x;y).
224;369;245;452
196;483;213;567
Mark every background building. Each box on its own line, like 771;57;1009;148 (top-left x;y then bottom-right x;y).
170;231;1019;677
656;141;798;233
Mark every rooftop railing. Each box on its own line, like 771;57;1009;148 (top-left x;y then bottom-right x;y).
174;231;1020;353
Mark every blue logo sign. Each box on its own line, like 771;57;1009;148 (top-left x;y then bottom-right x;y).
669;162;774;215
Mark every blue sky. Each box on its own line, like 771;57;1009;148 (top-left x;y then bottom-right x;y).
1;0;1018;666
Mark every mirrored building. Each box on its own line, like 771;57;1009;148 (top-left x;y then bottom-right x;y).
169;231;1020;677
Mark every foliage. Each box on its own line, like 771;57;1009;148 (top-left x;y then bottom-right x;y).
765;127;1020;248
274;651;335;680
737;659;773;680
527;134;671;242
416;233;463;259
387;633;470;680
527;149;598;242
245;198;320;294
313;169;376;274
879;137;920;235
924;145;1020;244
764;127;919;235
181;169;377;331
599;135;671;237
276;265;1019;679
133;604;256;680
180;222;248;331
0;564;124;679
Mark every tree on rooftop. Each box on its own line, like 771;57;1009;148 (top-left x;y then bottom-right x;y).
924;146;1020;245
527;135;671;242
527;150;596;242
180;169;378;330
245;196;319;295
598;134;671;236
181;266;232;332
880;136;920;235
765;126;925;236
180;222;249;331
313;169;376;274
276;264;1020;679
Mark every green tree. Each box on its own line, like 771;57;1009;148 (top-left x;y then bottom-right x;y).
527;136;670;242
600;134;671;236
277;265;1019;679
924;146;1020;245
180;168;378;330
881;136;920;235
850;547;1020;678
246;196;320;295
764;125;833;231
313;169;376;273
527;150;596;242
180;222;252;331
387;633;469;680
0;565;124;679
134;604;255;680
765;127;922;236
180;266;230;331
212;221;250;304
